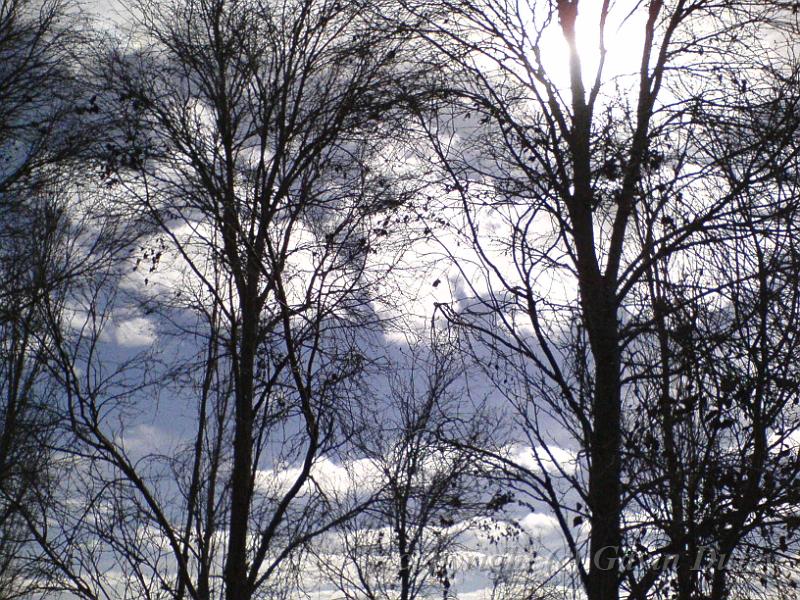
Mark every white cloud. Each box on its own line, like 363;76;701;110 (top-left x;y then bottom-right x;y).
255;456;383;497
508;444;578;476
114;316;156;347
519;512;560;536
121;423;175;456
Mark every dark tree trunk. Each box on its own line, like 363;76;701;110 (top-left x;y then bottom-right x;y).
584;289;622;600
225;297;258;600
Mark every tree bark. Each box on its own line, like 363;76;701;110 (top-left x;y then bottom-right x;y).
225;296;258;600
584;287;622;600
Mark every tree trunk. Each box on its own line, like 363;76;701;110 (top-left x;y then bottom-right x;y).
225;298;258;600
585;290;622;600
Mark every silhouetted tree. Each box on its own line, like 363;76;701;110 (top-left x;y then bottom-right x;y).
392;1;800;598
40;1;427;599
0;0;103;595
314;330;504;600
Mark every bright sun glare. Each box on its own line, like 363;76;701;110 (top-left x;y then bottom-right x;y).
537;2;649;92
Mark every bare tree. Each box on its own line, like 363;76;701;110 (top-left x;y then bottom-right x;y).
38;1;428;599
7;2;800;600
387;1;800;599
0;186;65;600
313;330;506;600
622;140;800;599
0;0;109;595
